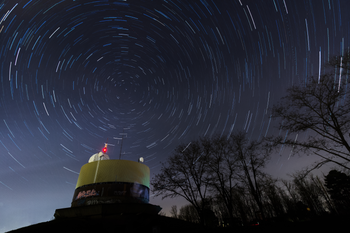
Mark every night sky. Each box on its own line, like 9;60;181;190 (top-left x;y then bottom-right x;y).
0;0;349;231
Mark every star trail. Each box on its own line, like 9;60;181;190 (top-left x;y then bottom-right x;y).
0;0;349;231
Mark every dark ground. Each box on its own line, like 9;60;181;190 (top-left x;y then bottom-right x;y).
7;213;348;233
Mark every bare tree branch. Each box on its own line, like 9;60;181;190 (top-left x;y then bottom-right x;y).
271;71;350;172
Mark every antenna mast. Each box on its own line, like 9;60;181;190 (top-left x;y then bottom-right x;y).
119;133;124;160
114;127;129;160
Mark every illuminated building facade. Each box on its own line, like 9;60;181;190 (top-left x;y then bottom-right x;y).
54;145;160;218
72;158;150;207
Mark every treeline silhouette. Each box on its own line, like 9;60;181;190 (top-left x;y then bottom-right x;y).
169;168;350;227
152;131;350;227
151;54;350;227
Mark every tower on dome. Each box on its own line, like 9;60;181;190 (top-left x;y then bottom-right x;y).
88;143;110;163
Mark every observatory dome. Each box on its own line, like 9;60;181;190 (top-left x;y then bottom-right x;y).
88;151;110;163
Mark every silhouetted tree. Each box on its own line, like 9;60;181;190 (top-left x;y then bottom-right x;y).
151;139;211;225
199;198;218;227
229;131;272;219
152;132;276;224
211;194;244;227
261;176;286;217
211;196;226;226
200;135;240;226
230;185;253;223
276;181;297;219
292;173;327;216
324;169;350;214
158;211;167;216
309;175;336;214
271;69;350;173
178;204;200;223
170;205;178;218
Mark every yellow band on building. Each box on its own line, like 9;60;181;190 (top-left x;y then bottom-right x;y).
76;160;150;188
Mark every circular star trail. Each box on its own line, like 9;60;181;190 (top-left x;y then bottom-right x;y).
0;0;349;231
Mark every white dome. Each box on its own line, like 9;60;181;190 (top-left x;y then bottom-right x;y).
88;152;110;163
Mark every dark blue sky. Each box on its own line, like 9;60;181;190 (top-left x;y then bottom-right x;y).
0;0;348;231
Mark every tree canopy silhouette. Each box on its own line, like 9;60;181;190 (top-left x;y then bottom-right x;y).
324;169;350;213
150;139;211;225
271;70;350;172
151;132;273;224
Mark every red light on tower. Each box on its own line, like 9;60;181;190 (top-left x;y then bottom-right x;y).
102;143;107;153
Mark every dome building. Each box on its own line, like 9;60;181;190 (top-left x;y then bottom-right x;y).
88;151;110;163
54;144;161;218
